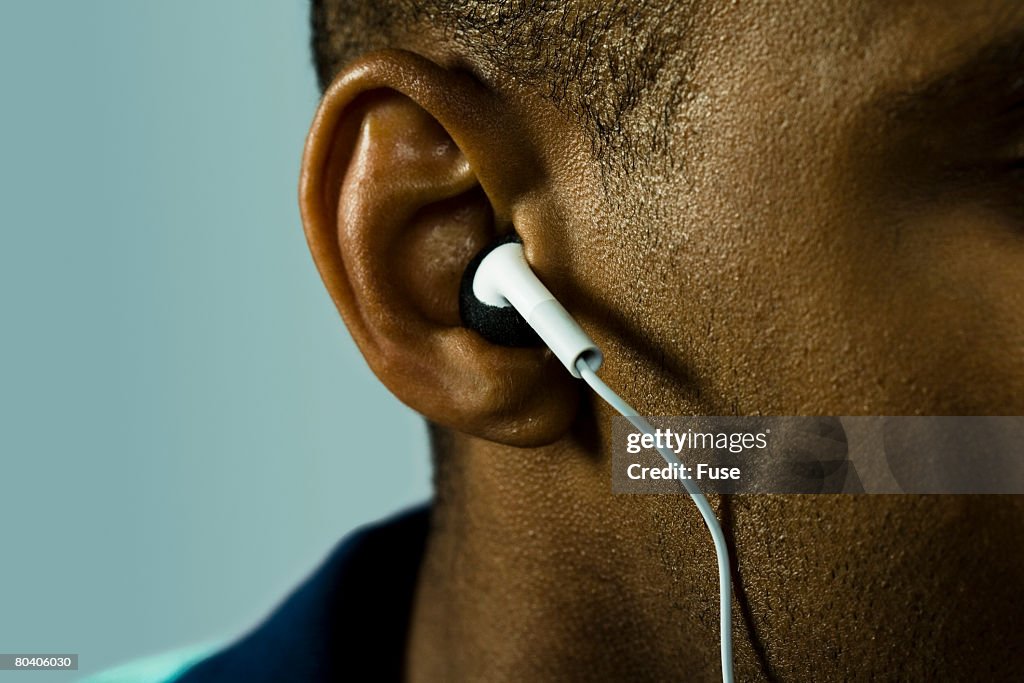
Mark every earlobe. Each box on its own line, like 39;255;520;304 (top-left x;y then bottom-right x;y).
298;50;582;447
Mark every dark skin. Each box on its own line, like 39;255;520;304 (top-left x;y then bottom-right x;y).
300;1;1024;680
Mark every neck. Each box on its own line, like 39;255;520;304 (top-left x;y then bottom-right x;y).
404;419;723;682
403;419;1024;682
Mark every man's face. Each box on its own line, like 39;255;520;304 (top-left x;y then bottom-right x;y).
552;0;1023;418
302;2;1023;677
514;3;1023;677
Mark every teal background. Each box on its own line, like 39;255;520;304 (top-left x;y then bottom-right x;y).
0;2;430;680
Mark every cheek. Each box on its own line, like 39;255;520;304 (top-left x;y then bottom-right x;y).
619;194;1024;416
854;206;1024;414
752;198;1024;415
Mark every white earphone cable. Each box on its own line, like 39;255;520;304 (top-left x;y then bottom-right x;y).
575;357;735;683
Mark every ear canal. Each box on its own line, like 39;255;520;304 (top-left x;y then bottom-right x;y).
458;233;542;347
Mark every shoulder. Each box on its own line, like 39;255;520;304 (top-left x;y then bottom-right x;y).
80;644;219;683
82;504;430;683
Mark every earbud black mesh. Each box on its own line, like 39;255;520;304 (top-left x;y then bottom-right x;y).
458;233;542;347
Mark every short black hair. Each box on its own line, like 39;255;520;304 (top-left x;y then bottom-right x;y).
310;1;694;164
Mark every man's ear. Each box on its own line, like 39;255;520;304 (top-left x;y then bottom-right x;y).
299;49;580;447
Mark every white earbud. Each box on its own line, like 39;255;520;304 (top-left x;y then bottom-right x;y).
469;238;735;683
472;242;603;377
